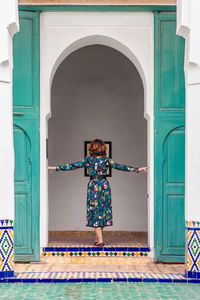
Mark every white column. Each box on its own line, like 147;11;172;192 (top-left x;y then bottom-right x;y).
0;0;19;221
177;0;200;278
0;0;19;277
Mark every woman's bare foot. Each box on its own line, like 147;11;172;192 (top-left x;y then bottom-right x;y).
95;242;105;246
94;238;98;245
94;227;103;244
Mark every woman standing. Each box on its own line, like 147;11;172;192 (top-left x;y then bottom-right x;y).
48;139;148;246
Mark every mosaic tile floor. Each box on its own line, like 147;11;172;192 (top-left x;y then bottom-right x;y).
15;261;185;275
6;232;192;285
1;282;200;300
1;270;200;283
2;259;198;284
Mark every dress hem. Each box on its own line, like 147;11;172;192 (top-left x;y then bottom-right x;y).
86;224;113;228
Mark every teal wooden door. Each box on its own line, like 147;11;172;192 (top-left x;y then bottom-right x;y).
154;13;185;262
13;11;40;261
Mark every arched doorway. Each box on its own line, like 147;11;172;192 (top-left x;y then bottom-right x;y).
40;12;154;248
48;45;147;245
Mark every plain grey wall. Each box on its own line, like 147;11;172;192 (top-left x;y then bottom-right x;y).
48;45;147;231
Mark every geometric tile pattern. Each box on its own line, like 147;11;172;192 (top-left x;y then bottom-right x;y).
186;221;200;279
186;221;200;229
42;246;150;258
0;220;14;278
1;271;200;283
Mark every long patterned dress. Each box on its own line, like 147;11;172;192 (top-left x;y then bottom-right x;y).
56;156;139;227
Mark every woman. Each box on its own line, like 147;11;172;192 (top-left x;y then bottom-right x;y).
48;139;148;246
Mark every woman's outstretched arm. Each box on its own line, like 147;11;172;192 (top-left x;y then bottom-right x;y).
109;158;148;173
48;157;88;173
109;158;139;172
56;157;88;171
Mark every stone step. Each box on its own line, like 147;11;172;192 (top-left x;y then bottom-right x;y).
41;246;152;264
10;271;187;283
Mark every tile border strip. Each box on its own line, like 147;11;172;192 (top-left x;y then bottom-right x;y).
0;271;200;284
43;246;151;252
42;246;151;258
0;220;14;228
186;221;200;229
42;251;149;258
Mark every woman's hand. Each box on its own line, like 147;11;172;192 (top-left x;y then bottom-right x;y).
48;166;56;174
138;166;148;173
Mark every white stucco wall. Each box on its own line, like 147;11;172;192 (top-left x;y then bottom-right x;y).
177;0;200;222
40;12;154;247
0;1;19;220
48;44;147;231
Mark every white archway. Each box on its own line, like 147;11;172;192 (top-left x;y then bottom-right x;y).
40;11;154;249
49;35;148;119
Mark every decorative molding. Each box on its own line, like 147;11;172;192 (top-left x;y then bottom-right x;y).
176;25;189;39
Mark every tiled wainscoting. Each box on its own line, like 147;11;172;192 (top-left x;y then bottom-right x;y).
186;221;200;279
0;220;14;278
42;246;151;264
42;246;151;257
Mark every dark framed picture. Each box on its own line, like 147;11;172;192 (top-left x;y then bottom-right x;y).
84;141;112;177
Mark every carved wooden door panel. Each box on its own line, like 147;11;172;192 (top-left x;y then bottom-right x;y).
154;13;185;262
13;11;40;261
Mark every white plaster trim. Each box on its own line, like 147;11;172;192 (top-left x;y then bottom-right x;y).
177;0;200;84
0;0;19;220
177;0;200;223
7;0;19;38
40;12;154;248
176;25;189;39
176;0;190;39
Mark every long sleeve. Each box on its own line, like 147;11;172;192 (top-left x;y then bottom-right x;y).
56;157;88;171
109;158;139;173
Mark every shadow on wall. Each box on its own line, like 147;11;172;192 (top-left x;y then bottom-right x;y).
48;45;147;232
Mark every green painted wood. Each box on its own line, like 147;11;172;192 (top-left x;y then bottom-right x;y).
14;121;33;256
160;21;185;109
13;18;34;108
154;13;185;262
162;125;185;255
19;5;176;12
13;11;40;261
13;11;40;113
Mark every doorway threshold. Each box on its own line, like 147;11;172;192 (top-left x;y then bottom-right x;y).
42;231;151;263
48;231;148;247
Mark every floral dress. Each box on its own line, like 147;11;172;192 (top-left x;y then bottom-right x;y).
56;156;139;227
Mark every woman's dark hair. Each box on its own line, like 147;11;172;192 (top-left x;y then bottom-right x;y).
89;139;107;157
